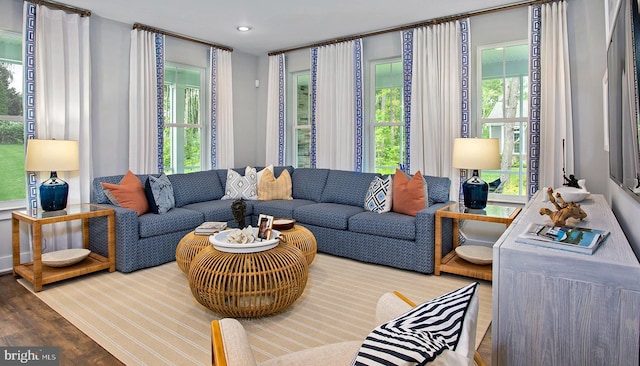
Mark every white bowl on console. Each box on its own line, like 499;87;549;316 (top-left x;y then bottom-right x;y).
553;186;590;202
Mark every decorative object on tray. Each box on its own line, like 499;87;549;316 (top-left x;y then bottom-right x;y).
455;245;493;265
210;228;281;253
231;198;246;229
539;187;587;226
41;248;90;267
194;221;227;235
516;223;610;255
272;218;295;230
257;214;274;240
551;178;589;202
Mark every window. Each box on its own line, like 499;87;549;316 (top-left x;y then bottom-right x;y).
163;64;205;174
370;60;405;174
0;31;24;206
478;42;529;201
293;72;311;168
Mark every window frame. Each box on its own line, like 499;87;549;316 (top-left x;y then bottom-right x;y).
163;61;207;174
368;57;405;174
291;70;311;168
476;40;529;204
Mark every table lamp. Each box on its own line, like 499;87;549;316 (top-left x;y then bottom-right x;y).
452;138;500;209
25;139;80;211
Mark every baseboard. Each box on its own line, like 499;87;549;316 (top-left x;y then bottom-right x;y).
0;252;31;275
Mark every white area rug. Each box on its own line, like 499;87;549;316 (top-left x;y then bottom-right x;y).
23;253;492;365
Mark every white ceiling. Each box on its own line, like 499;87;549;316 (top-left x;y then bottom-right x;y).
57;0;521;56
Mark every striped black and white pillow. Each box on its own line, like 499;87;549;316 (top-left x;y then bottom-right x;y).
352;282;479;366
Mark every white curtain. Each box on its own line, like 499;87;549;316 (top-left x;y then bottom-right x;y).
211;48;234;169
32;4;91;250
538;1;573;189
265;54;285;166
409;21;462;200
314;40;361;170
129;30;160;174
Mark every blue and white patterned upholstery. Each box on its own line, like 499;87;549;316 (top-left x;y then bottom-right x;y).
321;170;380;206
90;167;453;274
168;170;224;207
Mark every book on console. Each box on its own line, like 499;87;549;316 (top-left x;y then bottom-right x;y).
515;223;610;255
195;221;227;235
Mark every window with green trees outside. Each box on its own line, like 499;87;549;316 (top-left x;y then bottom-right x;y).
163;64;204;174
478;42;529;200
0;32;24;204
372;60;405;174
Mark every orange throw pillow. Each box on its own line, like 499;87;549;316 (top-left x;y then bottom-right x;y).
101;170;149;216
392;169;425;216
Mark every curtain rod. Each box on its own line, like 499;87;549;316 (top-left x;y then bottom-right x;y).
133;23;233;52
267;0;559;56
24;0;91;17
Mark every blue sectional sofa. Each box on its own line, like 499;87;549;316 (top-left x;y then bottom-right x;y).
89;167;454;274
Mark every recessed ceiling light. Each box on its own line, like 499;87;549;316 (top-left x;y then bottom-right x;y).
237;26;251;32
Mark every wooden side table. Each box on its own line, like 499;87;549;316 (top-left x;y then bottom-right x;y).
435;202;521;281
12;203;115;292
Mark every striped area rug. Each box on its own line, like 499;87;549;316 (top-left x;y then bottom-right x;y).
24;253;492;365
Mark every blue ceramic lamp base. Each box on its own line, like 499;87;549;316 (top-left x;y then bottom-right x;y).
40;171;69;211
462;170;489;209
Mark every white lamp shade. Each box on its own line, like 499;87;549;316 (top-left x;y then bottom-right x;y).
25;139;80;172
452;138;500;170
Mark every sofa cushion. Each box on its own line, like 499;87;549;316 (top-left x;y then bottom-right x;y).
252;199;316;221
392;169;426;216
294;202;364;230
291;168;330;202
423;175;450;206
222;167;259;200
352;282;479;366
144;173;175;214
348;211;415;241
138;207;204;238
181;199;251;223
364;175;393;213
321;170;380;207
168;170;224;207
258;169;293;200
101;170;149;216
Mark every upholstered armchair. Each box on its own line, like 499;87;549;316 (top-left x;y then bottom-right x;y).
211;288;487;366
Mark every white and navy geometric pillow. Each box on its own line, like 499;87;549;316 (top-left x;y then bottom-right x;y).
221;167;258;200
351;282;479;366
364;175;393;213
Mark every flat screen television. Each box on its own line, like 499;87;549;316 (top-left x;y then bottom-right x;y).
607;0;640;203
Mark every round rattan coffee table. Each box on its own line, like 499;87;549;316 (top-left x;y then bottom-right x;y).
188;242;308;318
278;224;317;265
175;231;211;274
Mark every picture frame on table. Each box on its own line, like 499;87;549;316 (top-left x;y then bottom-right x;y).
257;214;274;240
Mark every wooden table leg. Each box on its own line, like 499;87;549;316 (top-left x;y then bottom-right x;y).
33;222;42;292
435;212;442;275
12;217;20;278
107;212;115;272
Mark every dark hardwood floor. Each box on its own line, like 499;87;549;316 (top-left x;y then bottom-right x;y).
0;273;492;365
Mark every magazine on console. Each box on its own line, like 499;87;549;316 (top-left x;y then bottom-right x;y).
515;223;610;255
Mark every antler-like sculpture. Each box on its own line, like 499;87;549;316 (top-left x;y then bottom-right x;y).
539;187;587;226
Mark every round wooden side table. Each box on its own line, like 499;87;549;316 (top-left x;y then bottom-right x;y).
188;243;308;318
175;231;210;274
278;224;317;265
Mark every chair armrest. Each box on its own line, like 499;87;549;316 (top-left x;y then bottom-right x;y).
374;291;414;325
211;319;257;366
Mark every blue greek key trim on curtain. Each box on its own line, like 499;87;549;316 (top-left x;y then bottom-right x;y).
277;54;285;166
528;5;542;199
210;48;218;168
401;30;413;174
459;18;471;203
155;34;164;173
310;47;318;169
354;39;364;172
24;2;37;212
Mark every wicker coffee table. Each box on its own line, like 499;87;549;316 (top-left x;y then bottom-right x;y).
175;231;211;274
278;224;317;265
188;242;308;317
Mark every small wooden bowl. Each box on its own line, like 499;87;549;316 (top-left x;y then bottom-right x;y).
272;218;296;230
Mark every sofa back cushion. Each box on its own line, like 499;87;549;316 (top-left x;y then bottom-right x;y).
321;170;380;207
291;168;330;202
168;170;224;207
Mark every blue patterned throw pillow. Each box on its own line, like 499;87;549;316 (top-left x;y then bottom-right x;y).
145;173;175;214
352;282;479;366
364;176;393;213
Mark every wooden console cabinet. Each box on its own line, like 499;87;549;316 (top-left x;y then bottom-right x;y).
492;192;640;366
